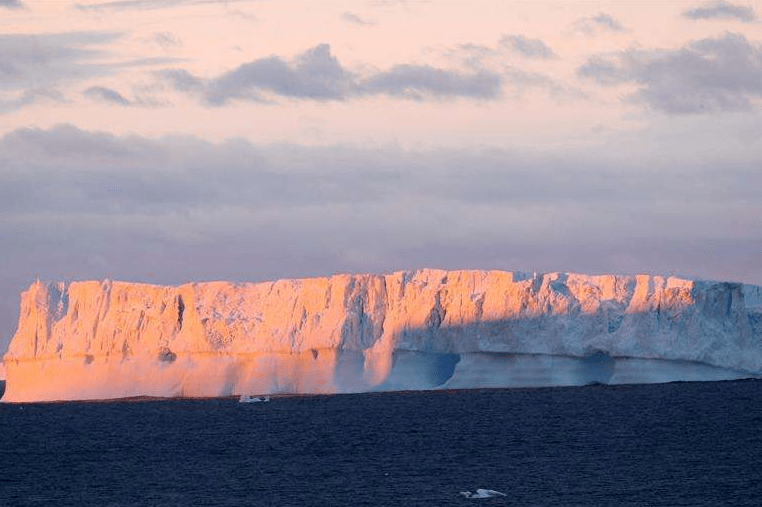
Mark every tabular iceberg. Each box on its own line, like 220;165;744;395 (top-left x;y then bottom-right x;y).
2;269;761;402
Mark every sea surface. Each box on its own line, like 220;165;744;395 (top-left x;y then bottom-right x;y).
1;380;761;506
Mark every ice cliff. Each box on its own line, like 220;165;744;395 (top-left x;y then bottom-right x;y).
3;270;761;401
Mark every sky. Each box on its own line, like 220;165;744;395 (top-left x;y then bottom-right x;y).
1;0;762;355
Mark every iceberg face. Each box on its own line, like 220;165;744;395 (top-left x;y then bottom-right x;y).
2;270;761;402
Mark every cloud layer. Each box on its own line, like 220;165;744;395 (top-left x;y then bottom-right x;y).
2;123;759;254
6;21;759;115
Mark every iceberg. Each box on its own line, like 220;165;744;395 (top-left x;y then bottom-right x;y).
2;269;761;402
238;395;270;403
460;489;507;499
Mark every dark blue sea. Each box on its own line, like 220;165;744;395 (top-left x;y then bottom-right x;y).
2;379;761;506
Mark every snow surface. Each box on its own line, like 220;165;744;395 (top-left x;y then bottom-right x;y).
2;270;761;402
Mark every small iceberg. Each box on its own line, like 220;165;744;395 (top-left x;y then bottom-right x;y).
239;395;270;403
460;489;507;499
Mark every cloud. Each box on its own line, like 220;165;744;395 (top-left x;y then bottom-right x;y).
2;123;759;237
0;88;65;114
578;32;762;113
153;32;183;51
0;31;121;92
501;67;584;99
113;56;187;68
161;43;504;104
84;86;131;105
499;34;557;59
573;13;626;35
437;39;578;98
0;31;185;113
162;44;355;104
75;0;254;12
448;42;499;68
682;1;756;22
0;0;24;9
361;64;502;100
82;85;163;107
342;12;376;26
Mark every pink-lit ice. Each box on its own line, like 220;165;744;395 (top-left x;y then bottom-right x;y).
2;269;761;402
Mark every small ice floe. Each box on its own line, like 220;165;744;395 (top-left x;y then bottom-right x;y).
239;395;270;403
460;489;507;499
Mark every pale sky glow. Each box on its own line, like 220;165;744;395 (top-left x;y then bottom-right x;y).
1;1;762;353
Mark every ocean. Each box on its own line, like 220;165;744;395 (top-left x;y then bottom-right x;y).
1;380;761;506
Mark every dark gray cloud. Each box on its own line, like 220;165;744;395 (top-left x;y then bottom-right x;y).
0;0;24;9
499;34;557;59
75;0;254;12
161;43;504;104
573;13;626;35
682;1;756;22
0;123;761;351
578;32;762;113
342;12;376;26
